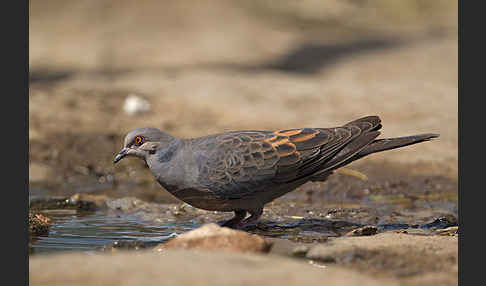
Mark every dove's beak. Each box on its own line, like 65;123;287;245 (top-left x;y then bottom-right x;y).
114;148;129;164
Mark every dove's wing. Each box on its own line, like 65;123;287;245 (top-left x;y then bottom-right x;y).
195;116;382;199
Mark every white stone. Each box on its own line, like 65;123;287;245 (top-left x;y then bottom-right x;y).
123;95;151;115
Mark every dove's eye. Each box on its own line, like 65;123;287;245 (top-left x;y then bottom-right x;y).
134;136;144;146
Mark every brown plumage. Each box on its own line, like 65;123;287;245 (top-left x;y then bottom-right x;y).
114;116;439;228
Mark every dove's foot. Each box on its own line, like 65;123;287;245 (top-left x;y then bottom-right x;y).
236;208;263;229
220;210;247;228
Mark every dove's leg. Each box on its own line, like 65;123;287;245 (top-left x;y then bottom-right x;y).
238;208;263;227
221;210;247;228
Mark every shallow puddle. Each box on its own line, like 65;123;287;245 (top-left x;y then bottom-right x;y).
29;209;187;254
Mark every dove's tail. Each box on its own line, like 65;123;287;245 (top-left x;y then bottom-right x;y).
324;133;440;174
357;133;440;158
326;133;439;172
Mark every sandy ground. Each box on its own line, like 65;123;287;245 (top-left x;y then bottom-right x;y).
29;232;457;286
29;1;458;285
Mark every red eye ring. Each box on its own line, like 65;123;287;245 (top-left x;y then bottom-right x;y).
134;136;143;145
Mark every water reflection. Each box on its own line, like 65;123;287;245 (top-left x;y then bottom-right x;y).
29;210;179;254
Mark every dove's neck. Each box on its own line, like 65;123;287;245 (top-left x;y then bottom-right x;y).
146;139;191;193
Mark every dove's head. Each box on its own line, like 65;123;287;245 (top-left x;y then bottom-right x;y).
113;127;175;163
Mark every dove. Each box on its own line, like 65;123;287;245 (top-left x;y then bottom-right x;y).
114;116;439;228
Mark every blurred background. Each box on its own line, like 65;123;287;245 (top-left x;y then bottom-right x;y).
29;0;457;202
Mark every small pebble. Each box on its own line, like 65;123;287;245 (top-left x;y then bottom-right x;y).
123;95;151;115
346;225;378;236
292;246;310;258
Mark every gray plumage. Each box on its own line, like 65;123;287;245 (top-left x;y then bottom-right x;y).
114;116;439;228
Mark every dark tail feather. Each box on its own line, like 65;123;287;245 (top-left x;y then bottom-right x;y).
357;133;440;158
328;133;439;171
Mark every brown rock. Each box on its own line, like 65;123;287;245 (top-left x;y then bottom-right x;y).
155;223;272;253
346;225;378;236
69;193;110;208
435;226;459;236
29;213;51;236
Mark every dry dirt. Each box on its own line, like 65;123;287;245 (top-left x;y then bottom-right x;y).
29;1;458;285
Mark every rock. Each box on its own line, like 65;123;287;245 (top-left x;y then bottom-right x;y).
29;249;399;286
423;215;458;229
105;197;149;212
291;245;311;258
123;95;151;115
155;223;272;253
346;225;378;236
435;226;459;236
306;232;458;282
69;193;110;208
29;213;51;236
